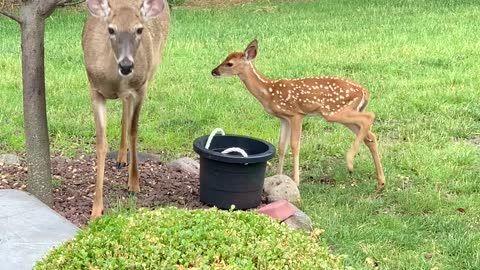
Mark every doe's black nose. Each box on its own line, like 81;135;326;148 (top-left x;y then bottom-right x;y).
119;59;134;75
211;69;220;77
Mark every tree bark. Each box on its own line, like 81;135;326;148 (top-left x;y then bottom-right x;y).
20;5;53;206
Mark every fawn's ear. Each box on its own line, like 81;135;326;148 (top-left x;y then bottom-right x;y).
86;0;111;18
244;39;258;61
141;0;165;20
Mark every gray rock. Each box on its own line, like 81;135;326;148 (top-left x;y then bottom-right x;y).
283;205;313;231
263;174;300;204
0;154;20;165
167;157;199;176
51;156;69;167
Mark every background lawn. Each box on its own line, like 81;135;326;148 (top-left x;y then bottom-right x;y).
1;0;479;269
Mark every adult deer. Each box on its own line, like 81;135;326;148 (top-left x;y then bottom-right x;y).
82;0;170;219
211;40;385;191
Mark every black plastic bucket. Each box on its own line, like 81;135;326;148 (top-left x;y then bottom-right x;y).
193;134;275;210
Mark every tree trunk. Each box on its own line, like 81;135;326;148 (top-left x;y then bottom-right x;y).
20;6;53;206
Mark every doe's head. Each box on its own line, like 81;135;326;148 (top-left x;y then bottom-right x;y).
86;0;165;77
211;39;258;78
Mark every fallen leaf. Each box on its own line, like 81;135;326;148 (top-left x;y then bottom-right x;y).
309;228;325;240
365;257;380;269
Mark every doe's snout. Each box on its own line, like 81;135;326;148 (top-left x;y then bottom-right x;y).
119;59;134;76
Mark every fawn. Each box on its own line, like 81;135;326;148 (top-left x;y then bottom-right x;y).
82;0;170;219
211;40;385;191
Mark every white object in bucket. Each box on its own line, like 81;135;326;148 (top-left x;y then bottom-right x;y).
205;128;249;157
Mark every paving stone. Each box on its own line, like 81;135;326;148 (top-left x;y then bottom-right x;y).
0;190;79;270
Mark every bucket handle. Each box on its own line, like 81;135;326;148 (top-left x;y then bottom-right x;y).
205;128;225;150
221;147;249;157
205;128;249;159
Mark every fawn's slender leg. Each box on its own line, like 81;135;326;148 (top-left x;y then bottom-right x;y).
347;112;375;171
277;118;291;175
127;91;145;193
117;99;130;168
289;116;303;185
343;124;385;190
91;90;107;220
364;131;385;191
343;123;360;172
326;109;374;172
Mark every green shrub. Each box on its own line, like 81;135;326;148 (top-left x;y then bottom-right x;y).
35;208;345;269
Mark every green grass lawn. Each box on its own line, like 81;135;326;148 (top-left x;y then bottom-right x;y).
1;0;480;269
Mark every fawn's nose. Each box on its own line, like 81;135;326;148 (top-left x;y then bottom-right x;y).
119;59;134;76
211;69;220;77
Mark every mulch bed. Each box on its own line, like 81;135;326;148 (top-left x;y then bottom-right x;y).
0;155;212;227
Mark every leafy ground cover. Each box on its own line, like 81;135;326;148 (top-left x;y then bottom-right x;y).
35;208;345;269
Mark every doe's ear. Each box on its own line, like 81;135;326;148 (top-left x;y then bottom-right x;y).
86;0;111;18
244;39;258;61
141;0;165;20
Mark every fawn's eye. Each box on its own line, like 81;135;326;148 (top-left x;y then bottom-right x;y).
136;27;143;35
108;27;115;35
226;62;233;67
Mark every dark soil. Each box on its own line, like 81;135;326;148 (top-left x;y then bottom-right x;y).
0;154;209;227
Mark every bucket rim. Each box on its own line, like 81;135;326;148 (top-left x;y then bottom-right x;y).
193;134;275;164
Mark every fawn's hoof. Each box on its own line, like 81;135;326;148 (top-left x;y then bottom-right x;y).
346;151;355;172
116;161;127;169
346;160;354;173
376;183;385;193
347;163;354;172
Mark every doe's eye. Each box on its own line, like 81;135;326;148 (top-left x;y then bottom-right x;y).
136;28;143;35
108;27;115;35
226;62;233;67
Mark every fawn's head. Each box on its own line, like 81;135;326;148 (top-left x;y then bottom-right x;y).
86;0;165;77
212;40;259;78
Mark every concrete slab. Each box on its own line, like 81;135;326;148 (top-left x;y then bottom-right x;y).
0;190;79;270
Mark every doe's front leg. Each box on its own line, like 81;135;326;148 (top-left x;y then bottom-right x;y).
90;90;108;220
116;99;130;169
127;94;145;193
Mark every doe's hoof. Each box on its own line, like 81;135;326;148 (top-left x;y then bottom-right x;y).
127;191;138;197
90;210;103;221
